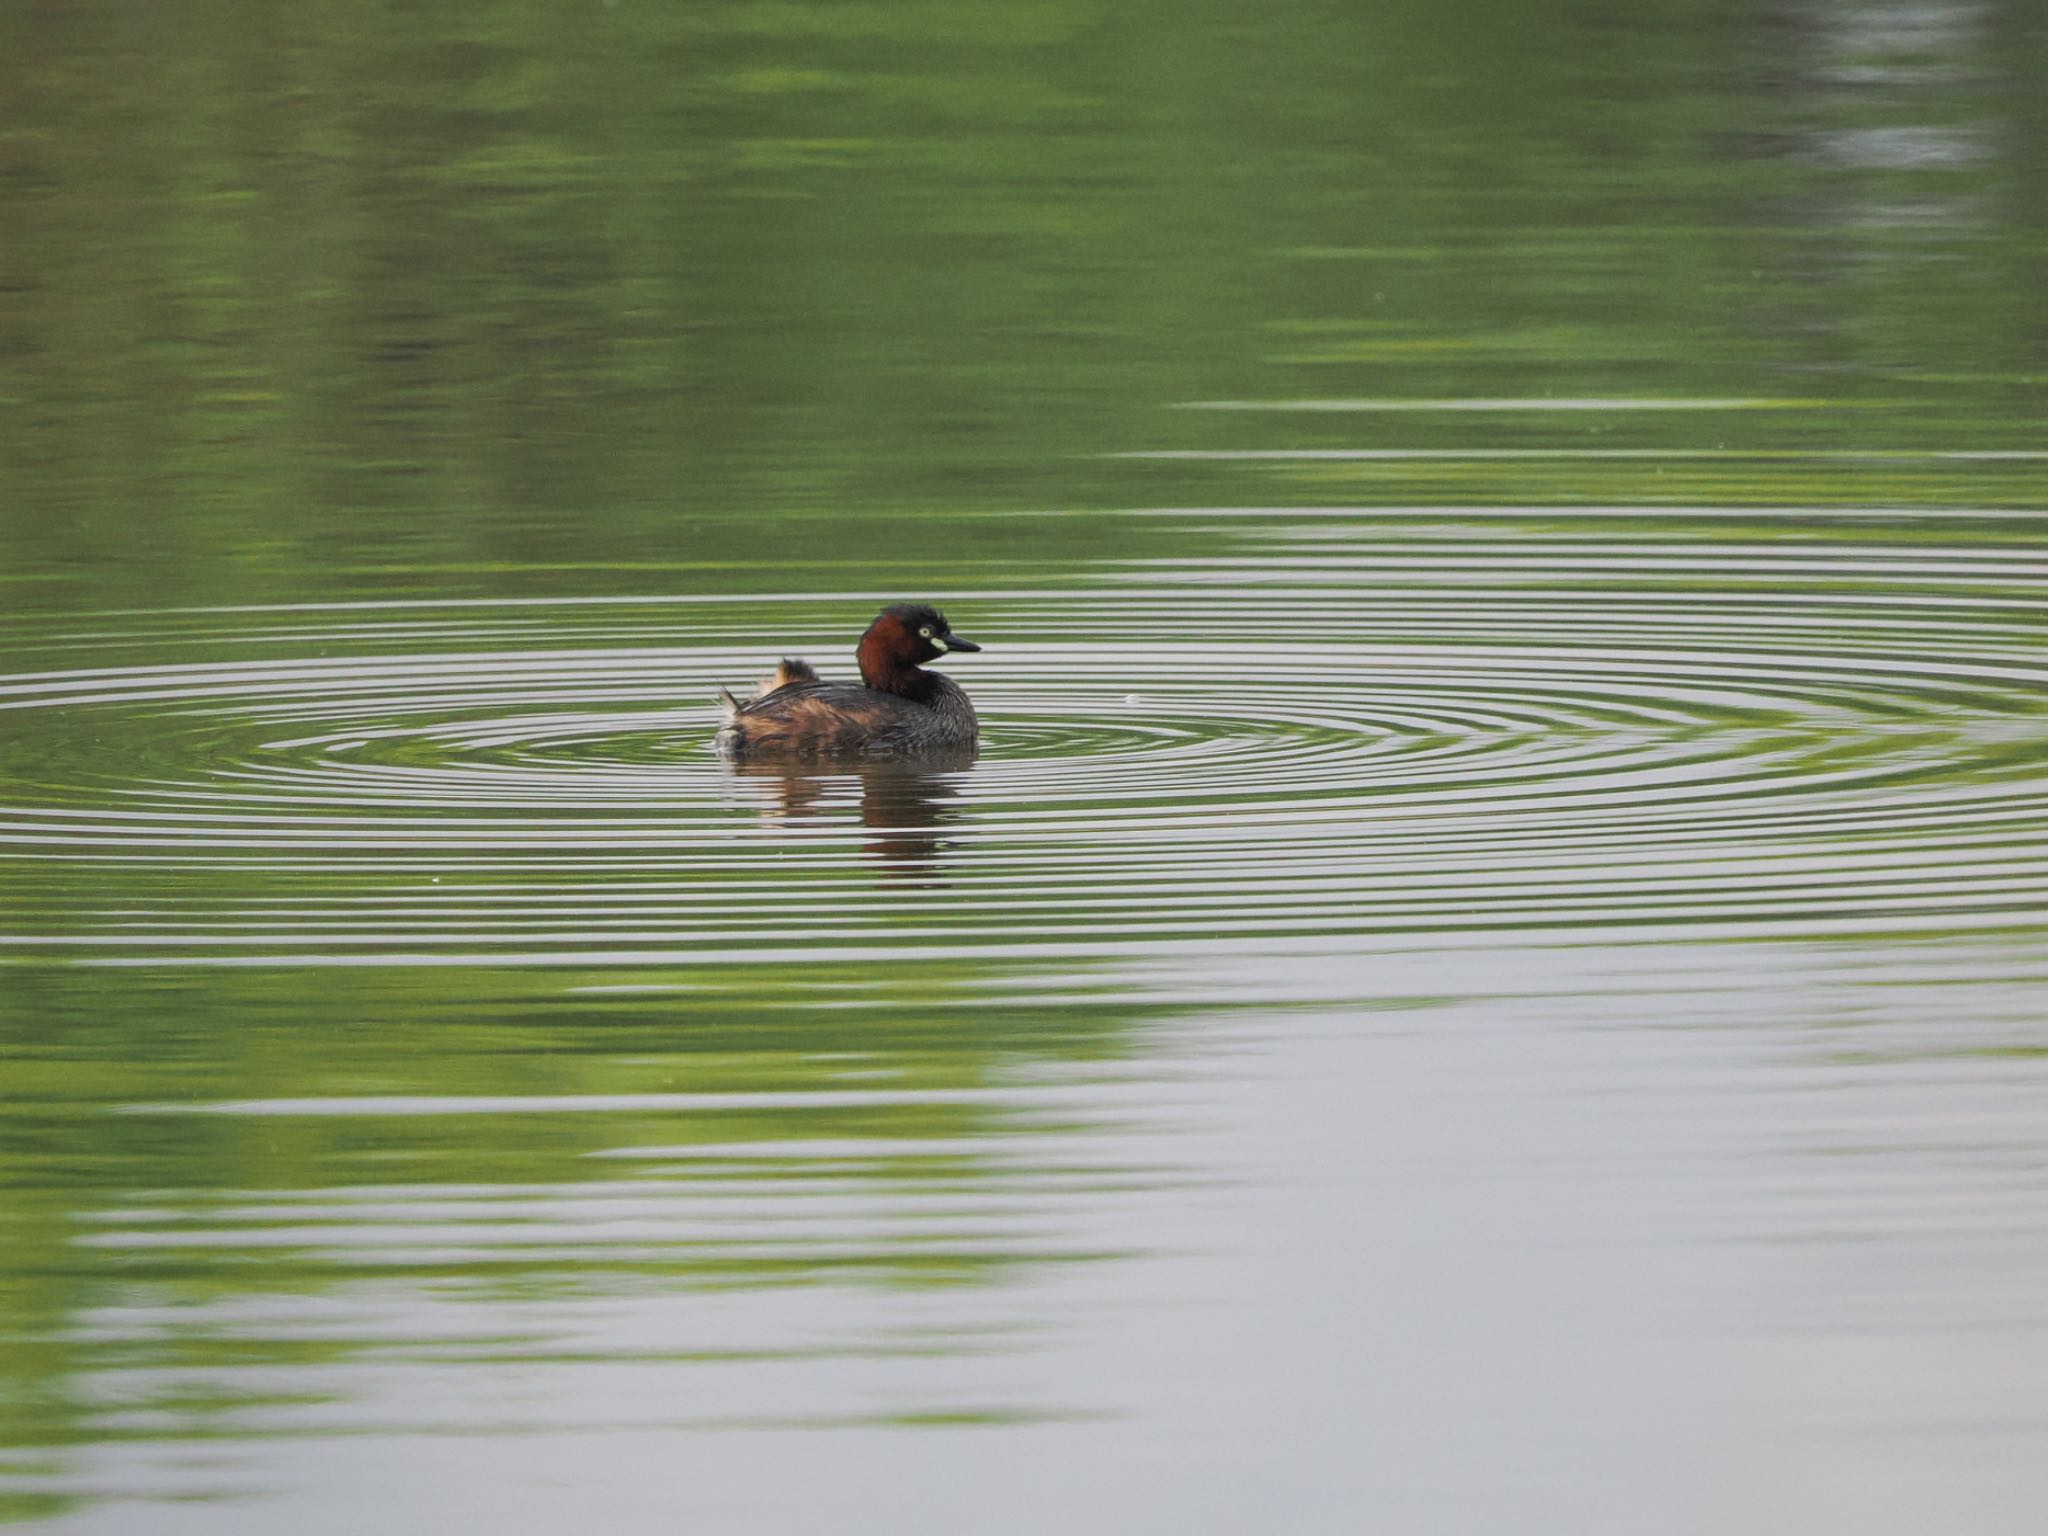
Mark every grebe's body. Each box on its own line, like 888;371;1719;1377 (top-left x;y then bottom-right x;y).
714;604;981;759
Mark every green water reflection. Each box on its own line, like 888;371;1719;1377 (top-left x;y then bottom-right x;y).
8;0;2048;612
1;960;1162;1520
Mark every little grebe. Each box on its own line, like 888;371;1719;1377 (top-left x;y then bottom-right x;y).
714;603;981;758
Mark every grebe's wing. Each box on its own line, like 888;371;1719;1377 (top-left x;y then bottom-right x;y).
717;680;925;757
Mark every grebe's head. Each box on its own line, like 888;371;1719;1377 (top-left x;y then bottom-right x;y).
858;603;981;686
873;603;981;662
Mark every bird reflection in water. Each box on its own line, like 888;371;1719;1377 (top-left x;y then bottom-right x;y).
725;748;974;879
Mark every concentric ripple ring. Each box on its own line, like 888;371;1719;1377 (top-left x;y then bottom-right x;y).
2;539;2045;961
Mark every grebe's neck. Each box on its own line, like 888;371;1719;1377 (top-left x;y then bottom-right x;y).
857;631;924;696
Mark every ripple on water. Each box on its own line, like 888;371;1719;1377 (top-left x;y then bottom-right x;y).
1;516;2046;962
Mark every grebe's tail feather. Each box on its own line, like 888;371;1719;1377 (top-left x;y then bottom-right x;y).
721;657;819;719
755;657;819;696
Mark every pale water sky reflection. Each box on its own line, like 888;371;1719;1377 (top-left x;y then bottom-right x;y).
21;939;2048;1535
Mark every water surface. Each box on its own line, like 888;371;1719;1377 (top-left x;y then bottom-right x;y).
5;3;2048;1532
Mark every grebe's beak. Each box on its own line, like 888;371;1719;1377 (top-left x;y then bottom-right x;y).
936;633;981;654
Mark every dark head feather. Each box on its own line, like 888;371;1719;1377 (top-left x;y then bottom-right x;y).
878;602;949;632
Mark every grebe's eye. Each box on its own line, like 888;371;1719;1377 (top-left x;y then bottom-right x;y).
919;626;934;638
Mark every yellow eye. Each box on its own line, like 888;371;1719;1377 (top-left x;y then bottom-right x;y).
919;626;934;638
